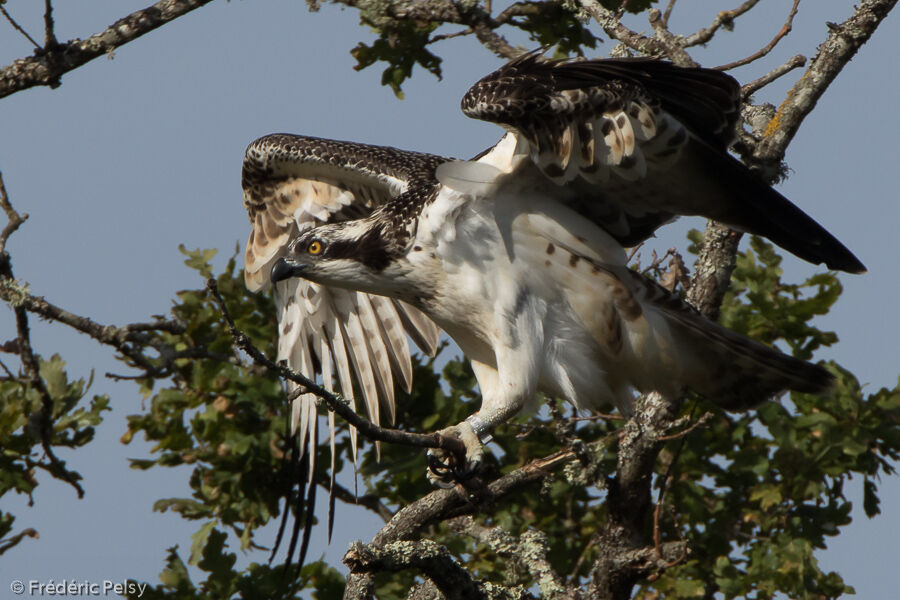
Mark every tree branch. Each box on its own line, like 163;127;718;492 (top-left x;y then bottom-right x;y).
344;540;494;600
714;0;800;71
754;0;898;164
450;517;579;600
43;0;59;49
0;171;83;498
741;54;807;98
0;0;215;98
0;4;41;49
684;0;762;48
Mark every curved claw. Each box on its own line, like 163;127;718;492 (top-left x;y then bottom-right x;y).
424;422;486;487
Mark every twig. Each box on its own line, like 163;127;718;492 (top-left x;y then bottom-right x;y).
0;171;28;255
684;0;762;48
741;54;807;97
578;0;672;60
654;411;713;442
429;28;473;45
0;0;216;98
649;484;687;575
0;174;84;498
206;278;466;457
647;9;696;66
661;0;677;27
714;0;801;71
43;0;58;48
0;4;41;49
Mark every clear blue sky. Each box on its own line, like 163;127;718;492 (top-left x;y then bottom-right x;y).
0;1;897;597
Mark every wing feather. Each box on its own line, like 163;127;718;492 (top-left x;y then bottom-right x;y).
370;295;414;395
354;292;396;422
463;52;864;272
242;134;445;462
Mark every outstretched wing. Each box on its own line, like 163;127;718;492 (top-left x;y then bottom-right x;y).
461;51;865;273
242;133;443;463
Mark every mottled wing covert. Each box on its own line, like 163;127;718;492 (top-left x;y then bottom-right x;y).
462;51;865;272
242;134;443;465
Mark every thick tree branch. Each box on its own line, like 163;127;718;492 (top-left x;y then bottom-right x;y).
588;392;681;600
344;540;494;600
0;0;215;99
450;517;579;600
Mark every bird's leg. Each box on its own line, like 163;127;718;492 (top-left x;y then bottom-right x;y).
427;305;543;487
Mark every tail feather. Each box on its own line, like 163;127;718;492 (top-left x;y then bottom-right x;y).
626;270;835;410
680;140;866;274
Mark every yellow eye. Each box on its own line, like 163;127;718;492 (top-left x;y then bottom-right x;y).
307;240;323;255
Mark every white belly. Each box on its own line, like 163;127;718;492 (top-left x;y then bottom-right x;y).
409;188;643;414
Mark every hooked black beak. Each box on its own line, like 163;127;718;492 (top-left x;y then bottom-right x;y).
270;257;306;284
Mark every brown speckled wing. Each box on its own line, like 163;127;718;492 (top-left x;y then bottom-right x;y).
464;52;864;273
241;134;442;465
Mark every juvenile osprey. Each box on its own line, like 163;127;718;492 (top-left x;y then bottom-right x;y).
244;52;864;486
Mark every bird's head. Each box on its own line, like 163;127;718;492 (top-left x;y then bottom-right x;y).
270;219;408;296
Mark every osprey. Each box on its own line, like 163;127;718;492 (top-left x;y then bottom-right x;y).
244;52;864;487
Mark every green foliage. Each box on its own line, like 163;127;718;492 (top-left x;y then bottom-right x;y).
719;236;840;359
75;235;899;598
0;354;109;554
344;0;658;95
119;249;356;597
517;2;598;57
132;534;344;600
632;236;900;599
123;249;291;547
3;232;895;599
351;17;441;98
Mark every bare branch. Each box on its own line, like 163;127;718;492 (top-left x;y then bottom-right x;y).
755;0;898;164
741;54;807;97
0;175;83;498
714;0;801;71
470;20;521;59
0;0;215;98
661;0;677;27
0;171;28;256
685;1;900;323
647;9;696;66
578;1;672;60
684;0;762;48
43;0;58;48
0;4;41;49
